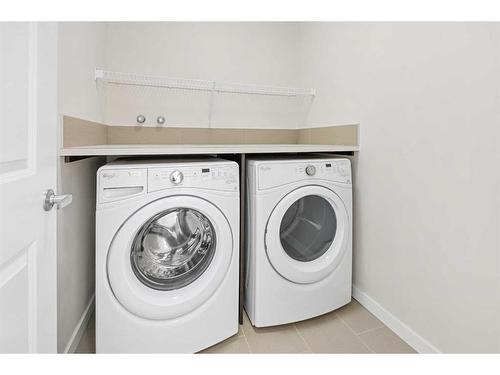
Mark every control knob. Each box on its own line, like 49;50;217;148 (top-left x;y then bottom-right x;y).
170;170;184;185
305;165;316;176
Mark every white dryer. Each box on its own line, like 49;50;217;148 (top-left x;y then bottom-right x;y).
96;158;239;353
245;157;352;327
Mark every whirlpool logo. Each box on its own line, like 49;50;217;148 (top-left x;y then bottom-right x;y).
101;172;116;179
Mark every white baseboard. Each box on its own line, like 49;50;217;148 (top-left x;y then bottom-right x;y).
352;285;440;353
63;293;95;354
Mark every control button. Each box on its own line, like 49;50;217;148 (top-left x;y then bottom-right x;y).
305;165;316;176
169;170;184;185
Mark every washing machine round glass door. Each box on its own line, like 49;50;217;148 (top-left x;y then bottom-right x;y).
265;185;349;284
107;195;233;320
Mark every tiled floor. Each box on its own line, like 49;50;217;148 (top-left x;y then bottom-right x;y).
75;299;415;354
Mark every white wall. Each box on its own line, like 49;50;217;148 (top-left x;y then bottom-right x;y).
57;157;104;353
298;23;367;127
58;22;107;123
299;23;500;353
57;22;107;353
103;22;305;128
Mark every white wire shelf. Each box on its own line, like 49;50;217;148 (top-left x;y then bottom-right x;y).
95;69;316;98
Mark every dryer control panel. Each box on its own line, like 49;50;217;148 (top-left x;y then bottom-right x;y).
149;164;238;193
256;158;351;190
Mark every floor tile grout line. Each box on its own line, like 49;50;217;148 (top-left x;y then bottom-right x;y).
293;323;313;353
237;327;245;339
334;303;385;337
335;304;413;350
335;315;374;353
240;312;253;354
355;324;386;337
241;332;252;354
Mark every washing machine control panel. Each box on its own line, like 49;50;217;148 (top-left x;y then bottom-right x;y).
305;165;316;176
169;170;184;185
149;164;238;192
257;159;351;190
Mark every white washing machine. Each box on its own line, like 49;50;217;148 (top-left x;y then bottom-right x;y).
96;158;239;353
245;157;352;327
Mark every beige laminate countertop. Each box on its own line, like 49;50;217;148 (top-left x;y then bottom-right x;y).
59;144;359;156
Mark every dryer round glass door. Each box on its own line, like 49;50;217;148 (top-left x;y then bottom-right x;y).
265;185;349;284
107;195;233;320
279;195;337;262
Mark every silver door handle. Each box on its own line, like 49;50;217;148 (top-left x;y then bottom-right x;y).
43;189;73;211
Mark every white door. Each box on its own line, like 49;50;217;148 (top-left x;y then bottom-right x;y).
0;22;58;353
